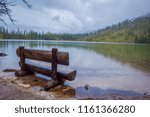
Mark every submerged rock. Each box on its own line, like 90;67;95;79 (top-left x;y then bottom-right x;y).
3;69;17;72
0;53;7;56
143;92;148;95
84;84;90;91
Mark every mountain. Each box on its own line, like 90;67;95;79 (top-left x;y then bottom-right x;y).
80;14;150;43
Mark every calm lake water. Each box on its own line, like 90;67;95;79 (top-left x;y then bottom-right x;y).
0;40;150;98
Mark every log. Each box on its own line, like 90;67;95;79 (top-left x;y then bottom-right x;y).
25;64;76;81
51;48;58;79
19;46;25;71
15;70;30;77
43;80;59;91
57;70;77;81
16;48;69;65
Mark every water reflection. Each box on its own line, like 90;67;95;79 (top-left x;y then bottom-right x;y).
76;86;143;99
89;44;150;73
0;40;150;98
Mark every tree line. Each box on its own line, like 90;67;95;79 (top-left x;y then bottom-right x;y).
0;27;86;40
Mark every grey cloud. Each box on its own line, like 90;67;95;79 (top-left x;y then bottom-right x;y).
51;15;60;22
1;0;150;33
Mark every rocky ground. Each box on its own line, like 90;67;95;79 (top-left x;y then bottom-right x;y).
0;71;75;100
0;71;150;100
0;79;45;100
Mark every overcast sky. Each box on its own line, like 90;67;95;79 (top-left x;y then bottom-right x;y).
1;0;150;33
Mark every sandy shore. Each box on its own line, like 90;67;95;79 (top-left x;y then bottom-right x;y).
0;72;150;100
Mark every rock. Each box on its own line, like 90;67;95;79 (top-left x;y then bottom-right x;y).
35;91;55;99
14;80;30;88
0;72;16;80
18;83;31;88
1;76;14;80
11;76;18;80
3;69;17;72
144;92;148;95
0;72;7;78
31;86;43;92
13;79;23;85
49;85;76;98
0;53;7;56
84;84;90;91
10;77;18;83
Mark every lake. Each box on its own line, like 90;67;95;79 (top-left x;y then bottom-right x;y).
0;40;150;99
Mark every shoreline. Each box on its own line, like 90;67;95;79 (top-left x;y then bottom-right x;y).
0;72;150;100
1;39;150;45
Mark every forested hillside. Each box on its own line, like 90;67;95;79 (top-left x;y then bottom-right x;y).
81;14;150;43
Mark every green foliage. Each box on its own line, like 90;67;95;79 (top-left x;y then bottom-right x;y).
81;15;150;44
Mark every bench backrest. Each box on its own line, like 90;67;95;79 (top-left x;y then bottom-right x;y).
16;47;69;65
16;46;72;80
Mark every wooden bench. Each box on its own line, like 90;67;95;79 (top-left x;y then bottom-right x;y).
15;46;76;90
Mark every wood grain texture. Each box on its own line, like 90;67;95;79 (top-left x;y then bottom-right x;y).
17;48;69;65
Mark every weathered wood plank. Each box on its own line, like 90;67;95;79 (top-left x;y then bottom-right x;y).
16;46;77;91
51;48;58;79
16;48;69;65
25;64;76;81
19;46;25;71
43;80;59;91
15;70;30;77
57;70;77;81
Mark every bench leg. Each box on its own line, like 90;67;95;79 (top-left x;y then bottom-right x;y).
43;80;59;91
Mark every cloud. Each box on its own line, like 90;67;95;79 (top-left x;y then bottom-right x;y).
1;0;150;33
51;15;60;22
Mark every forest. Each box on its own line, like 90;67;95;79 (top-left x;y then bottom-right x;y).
0;27;86;40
